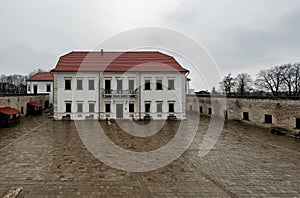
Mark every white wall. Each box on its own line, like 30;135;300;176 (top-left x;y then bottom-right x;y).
27;81;53;105
140;72;185;119
54;71;186;120
55;72;100;120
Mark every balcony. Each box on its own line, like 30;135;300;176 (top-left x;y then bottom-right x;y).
103;89;138;97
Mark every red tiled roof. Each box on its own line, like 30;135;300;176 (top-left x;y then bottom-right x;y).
28;72;53;81
27;102;43;107
0;107;21;115
51;51;188;72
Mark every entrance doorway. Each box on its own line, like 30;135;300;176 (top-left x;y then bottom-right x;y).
224;110;228;120
33;85;38;94
116;104;123;118
44;100;49;109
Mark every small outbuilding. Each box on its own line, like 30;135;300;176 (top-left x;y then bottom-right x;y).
0;107;21;128
27;102;43;115
27;72;54;107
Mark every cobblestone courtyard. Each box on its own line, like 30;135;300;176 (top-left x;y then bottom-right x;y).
0;115;299;197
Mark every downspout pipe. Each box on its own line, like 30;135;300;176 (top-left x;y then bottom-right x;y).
139;72;142;120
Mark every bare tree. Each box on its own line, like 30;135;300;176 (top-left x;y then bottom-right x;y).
235;73;253;96
0;74;27;94
255;66;284;96
280;63;293;96
220;73;236;96
280;63;300;96
294;63;300;96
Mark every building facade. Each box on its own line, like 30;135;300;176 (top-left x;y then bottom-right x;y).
51;51;189;120
27;72;54;107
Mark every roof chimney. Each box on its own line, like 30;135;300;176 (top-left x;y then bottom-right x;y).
101;49;104;56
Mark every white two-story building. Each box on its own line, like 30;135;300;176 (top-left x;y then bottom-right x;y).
51;51;189;120
27;72;54;107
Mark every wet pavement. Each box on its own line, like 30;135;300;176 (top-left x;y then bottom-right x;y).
0;114;299;197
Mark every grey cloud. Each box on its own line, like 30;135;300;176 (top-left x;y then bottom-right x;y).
1;0;300;90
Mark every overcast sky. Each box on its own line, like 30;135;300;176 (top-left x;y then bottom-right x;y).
1;0;300;90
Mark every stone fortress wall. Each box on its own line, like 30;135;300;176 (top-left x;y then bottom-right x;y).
0;94;49;116
187;95;300;135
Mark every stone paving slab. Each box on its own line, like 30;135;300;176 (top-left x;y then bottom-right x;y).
0;115;299;197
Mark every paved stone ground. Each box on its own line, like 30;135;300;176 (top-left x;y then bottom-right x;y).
0;114;299;197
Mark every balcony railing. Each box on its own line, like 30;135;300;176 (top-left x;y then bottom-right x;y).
103;89;137;97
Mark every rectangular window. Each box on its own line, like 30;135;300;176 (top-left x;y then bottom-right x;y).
157;102;162;113
89;103;95;113
265;114;272;124
296;118;300;129
145;79;151;90
105;79;111;90
28;85;30;92
65;103;72;113
104;79;111;94
46;84;51;92
129;79;135;91
145;103;151;113
88;79;95;90
156;79;163;90
77;79;83;90
65;79;71;90
208;108;212;115
168;79;174;90
243;112;249;120
117;79;122;92
168;103;175;113
77;103;83;113
199;106;203;113
105;103;111;113
129;103;134;113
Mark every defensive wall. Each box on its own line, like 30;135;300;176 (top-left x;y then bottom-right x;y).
0;94;49;116
187;95;300;136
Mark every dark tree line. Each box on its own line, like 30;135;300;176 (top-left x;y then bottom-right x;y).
219;62;300;97
0;74;27;94
0;68;47;95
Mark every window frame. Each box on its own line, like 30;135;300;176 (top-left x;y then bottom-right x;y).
105;103;111;113
65;102;72;113
88;78;95;90
264;114;272;124
88;102;95;113
168;79;175;90
64;78;72;90
243;112;249;121
77;102;83;113
156;101;163;113
144;79;151;90
128;79;135;91
156;79;163;90
76;78;83;90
